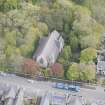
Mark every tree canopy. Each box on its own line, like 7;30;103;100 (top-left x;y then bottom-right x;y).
0;0;104;81
67;63;79;80
80;47;97;63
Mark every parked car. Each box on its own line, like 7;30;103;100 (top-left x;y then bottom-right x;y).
64;83;69;90
0;72;7;77
69;85;80;92
53;82;80;92
55;83;65;89
27;79;34;84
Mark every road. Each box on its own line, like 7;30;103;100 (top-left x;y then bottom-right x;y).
0;74;105;104
0;75;52;97
80;87;105;104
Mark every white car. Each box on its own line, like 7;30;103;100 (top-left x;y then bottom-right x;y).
0;72;7;76
27;79;34;84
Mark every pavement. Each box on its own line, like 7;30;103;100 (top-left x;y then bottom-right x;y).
0;74;105;105
80;87;105;105
0;75;51;97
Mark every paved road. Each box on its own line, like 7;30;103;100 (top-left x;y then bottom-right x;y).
0;75;52;97
0;74;105;104
80;87;105;104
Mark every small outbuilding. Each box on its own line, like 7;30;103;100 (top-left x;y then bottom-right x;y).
97;61;105;75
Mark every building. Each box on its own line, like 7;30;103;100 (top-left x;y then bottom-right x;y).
51;93;66;105
96;32;105;76
39;92;87;105
33;30;64;68
40;94;50;105
66;95;85;105
14;88;24;105
1;87;17;105
97;61;105;75
0;86;24;105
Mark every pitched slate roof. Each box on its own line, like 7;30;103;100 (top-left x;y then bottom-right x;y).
33;30;61;60
33;37;48;58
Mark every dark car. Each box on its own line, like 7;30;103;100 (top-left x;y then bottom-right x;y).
68;85;80;92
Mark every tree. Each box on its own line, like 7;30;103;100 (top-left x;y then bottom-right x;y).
0;0;19;12
80;47;97;63
64;23;70;34
58;46;72;64
72;6;92;37
0;0;104;77
10;55;24;73
39;0;73;31
50;63;64;78
22;59;40;76
72;5;104;49
20;27;42;57
66;63;79;80
37;22;48;35
80;35;99;49
69;33;79;50
41;68;50;78
79;0;105;27
79;23;104;49
5;31;16;46
79;63;96;81
5;45;15;58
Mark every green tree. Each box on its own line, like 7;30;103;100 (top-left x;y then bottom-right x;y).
67;63;79;80
5;45;15;58
0;0;19;12
79;0;105;27
79;63;96;81
80;35;99;49
70;33;79;50
72;5;104;49
37;22;48;35
80;47;97;63
5;31;16;46
58;45;72;64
